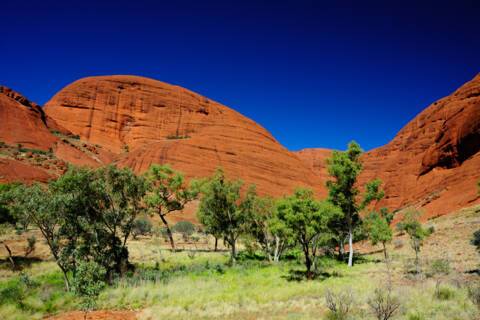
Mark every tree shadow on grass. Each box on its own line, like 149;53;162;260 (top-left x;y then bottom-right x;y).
0;256;43;271
282;269;343;282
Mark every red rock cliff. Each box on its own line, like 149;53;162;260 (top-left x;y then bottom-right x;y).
296;73;480;218
44;75;321;197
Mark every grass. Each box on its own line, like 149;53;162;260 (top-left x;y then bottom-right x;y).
0;205;479;319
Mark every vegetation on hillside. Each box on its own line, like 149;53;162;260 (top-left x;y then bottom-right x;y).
0;153;478;319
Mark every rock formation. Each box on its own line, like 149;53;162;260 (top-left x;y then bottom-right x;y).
3;72;479;219
44;75;320;197
0;86;112;183
296;73;480;219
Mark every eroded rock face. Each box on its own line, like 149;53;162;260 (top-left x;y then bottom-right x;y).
0;86;57;151
0;86;112;183
44;75;320;197
296;73;480;219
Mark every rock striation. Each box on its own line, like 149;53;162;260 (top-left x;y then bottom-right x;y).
0;86;112;183
44;75;320;197
296;73;480;219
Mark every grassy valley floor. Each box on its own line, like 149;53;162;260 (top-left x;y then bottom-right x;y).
0;206;479;320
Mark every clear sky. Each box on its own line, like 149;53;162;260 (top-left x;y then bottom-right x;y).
1;0;479;151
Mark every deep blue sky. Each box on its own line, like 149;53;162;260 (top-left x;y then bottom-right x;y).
1;1;479;151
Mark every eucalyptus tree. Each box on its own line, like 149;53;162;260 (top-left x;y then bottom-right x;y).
326;141;384;267
276;188;341;279
144;164;198;251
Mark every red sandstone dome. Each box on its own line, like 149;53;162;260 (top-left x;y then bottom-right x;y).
44;75;321;197
2;73;479;219
0;86;113;183
296;73;480;219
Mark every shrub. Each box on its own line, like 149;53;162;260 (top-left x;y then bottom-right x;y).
131;217;153;239
173;221;195;236
467;282;480;310
393;239;404;249
434;283;455;300
325;288;354;320
25;235;36;256
73;261;106;315
428;258;451;276
368;288;400;320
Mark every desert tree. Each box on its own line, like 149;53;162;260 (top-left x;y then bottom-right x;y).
276;188;341;279
8;165;148;288
397;209;432;275
326;141;384;267
144;164;198;251
73;260;106;320
0;183;21;269
197;168;252;263
245;195;291;262
8;182;73;289
365;208;394;261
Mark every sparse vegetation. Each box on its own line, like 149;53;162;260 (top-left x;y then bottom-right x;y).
145;164;198;251
326;141;384;267
368;287;400;320
325;288;354;320
397;210;433;275
0;165;478;320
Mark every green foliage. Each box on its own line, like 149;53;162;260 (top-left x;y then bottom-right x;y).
6;165;147;289
173;221;195;236
434;285;455;300
428;258;451;276
397;210;432;274
144;164;198;250
276;188;341;278
467;282;480;310
364;210;393;259
243;195;292;262
326;141;384;266
73;261;106;313
197;168;252;263
132;217;153;239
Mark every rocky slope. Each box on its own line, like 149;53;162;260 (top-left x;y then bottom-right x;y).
44;75;321;197
296;73;480;219
0;86;113;183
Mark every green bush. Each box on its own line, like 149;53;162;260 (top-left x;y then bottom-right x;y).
131;217;153;239
428;258;451;276
173;221;195;236
434;285;455;300
467;282;480;310
73;261;106;313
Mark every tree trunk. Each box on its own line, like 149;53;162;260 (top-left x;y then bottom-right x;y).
348;226;354;267
414;245;420;275
305;251;313;279
382;242;388;261
3;243;16;270
160;214;175;251
273;235;280;263
230;236;236;264
214;236;218;252
339;238;345;261
61;268;71;291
